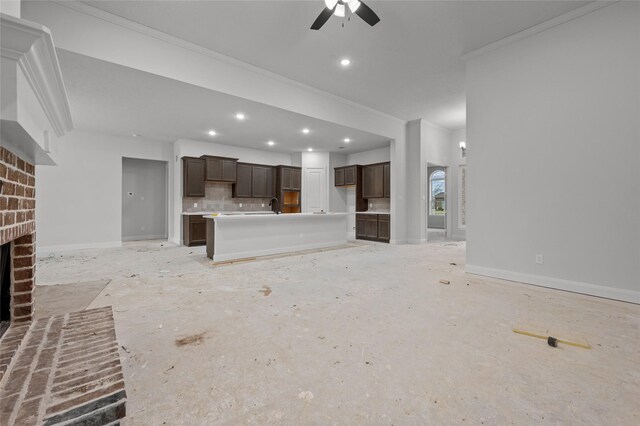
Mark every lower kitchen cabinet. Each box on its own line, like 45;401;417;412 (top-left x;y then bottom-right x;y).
377;215;390;242
355;214;390;243
183;215;206;246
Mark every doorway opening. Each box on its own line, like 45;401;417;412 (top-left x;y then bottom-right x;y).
427;165;447;242
122;157;168;242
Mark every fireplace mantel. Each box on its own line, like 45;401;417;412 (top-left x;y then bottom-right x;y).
0;12;73;165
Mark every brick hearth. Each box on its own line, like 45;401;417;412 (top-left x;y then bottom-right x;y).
0;307;126;425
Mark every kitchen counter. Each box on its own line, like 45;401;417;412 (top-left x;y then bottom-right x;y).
356;211;390;215
204;213;348;262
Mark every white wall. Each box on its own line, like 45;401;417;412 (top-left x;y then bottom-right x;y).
449;128;466;240
465;2;640;303
347;146;390;165
329;152;347;213
0;0;21;17
36;130;173;254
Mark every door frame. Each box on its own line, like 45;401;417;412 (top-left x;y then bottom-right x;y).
121;157;169;242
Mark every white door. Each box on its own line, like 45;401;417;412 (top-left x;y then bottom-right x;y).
304;167;326;213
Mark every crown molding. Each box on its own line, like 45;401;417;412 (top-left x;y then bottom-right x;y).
462;1;616;61
50;0;406;127
0;13;73;137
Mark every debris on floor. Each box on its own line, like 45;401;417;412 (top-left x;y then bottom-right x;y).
175;332;207;347
513;328;591;349
439;279;450;285
450;262;457;266
259;285;272;296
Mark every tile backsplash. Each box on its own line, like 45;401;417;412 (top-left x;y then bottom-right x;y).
368;198;390;212
183;182;273;213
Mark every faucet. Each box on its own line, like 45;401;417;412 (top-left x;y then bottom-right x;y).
269;197;280;214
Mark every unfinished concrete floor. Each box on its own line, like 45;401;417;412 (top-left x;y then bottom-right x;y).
36;241;640;425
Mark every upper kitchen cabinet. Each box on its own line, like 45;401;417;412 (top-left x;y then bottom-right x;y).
202;156;237;182
183;157;205;197
251;165;275;198
233;163;252;198
362;162;391;199
233;163;275;198
278;166;301;191
362;164;384;198
383;163;391;198
334;165;359;187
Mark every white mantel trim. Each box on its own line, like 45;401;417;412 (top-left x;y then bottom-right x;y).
0;13;73;137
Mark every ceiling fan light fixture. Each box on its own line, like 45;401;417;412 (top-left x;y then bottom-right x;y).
334;3;345;17
325;0;338;9
347;0;361;13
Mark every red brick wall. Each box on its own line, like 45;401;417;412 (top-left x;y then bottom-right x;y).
0;146;36;322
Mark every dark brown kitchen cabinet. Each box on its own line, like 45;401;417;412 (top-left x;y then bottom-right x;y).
251;165;275;198
233;163;252;198
362;162;390;199
383;163;391;198
232;163;275;198
183;215;206;246
377;214;390;242
362;164;384;198
275;166;302;213
335;168;345;186
279;166;301;191
183;157;205;197
355;213;390;243
202;156;237;182
334;165;358;187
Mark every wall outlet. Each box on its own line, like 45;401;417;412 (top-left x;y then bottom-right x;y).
535;254;544;264
261;203;265;207
239;203;243;208
369;203;373;208
193;202;197;208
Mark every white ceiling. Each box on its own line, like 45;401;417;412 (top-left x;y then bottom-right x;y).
79;0;590;129
57;50;391;153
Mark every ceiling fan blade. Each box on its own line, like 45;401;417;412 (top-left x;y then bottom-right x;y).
354;1;380;26
311;6;335;30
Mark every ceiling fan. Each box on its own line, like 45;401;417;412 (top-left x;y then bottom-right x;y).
311;0;381;30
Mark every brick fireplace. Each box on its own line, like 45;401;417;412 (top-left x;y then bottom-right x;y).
0;146;36;321
0;146;37;373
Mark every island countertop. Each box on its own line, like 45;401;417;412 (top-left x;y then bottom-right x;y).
205;212;348;221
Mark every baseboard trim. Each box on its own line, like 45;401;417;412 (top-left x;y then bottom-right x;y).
37;241;122;257
122;234;167;242
466;264;640;304
407;238;427;245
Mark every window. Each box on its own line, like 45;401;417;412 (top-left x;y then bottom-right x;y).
430;170;445;215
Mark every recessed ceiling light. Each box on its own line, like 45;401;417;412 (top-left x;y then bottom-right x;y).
343;138;351;143
235;113;246;120
307;148;313;152
340;58;351;67
302;128;310;134
267;140;275;146
132;133;139;137
208;130;217;136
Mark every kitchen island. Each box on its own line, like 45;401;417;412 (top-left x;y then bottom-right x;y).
205;213;348;262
